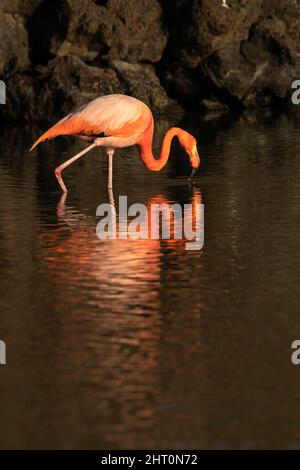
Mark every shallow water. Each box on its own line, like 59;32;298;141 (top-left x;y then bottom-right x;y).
1;109;300;449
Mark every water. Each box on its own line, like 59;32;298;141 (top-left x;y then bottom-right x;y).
1;109;300;449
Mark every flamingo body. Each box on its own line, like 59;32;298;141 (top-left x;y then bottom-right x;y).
31;95;152;151
30;94;200;192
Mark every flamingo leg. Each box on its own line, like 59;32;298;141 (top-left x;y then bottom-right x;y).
107;148;114;190
54;142;97;193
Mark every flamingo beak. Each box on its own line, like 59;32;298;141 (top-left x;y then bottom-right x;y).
188;145;200;180
189;168;197;180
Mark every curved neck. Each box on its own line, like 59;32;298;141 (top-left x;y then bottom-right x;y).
138;125;181;172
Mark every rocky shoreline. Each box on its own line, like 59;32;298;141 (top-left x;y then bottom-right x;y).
0;0;299;121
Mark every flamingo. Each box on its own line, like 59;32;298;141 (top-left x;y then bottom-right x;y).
30;94;200;193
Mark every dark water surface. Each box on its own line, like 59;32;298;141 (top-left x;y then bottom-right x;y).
1;109;300;449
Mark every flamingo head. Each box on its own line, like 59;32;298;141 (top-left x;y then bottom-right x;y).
177;130;200;178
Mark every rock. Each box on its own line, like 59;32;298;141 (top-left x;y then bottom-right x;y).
28;0;166;64
159;60;221;110
106;0;166;63
160;0;300;109
200;3;300;106
40;55;124;117
28;0;101;63
110;60;180;112
1;0;300;120
161;0;262;68
0;10;30;77
2;56;123;122
1;0;42;16
202;99;229;113
1;73;37;121
1;55;176;122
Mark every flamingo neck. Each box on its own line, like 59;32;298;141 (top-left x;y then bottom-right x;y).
138;125;182;172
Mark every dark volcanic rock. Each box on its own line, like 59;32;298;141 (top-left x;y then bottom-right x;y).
1;73;37;121
200;3;300;107
40;55;123;117
106;0;166;62
28;0;103;63
162;0;263;67
160;0;300;109
28;0;166;64
110;60;180;112
2;56;176;122
2;56;123;122
1;0;43;16
0;10;30;77
1;0;300;121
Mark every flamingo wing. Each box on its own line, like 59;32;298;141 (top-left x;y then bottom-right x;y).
30;94;152;151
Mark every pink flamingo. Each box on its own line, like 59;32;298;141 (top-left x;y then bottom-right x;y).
30;94;200;193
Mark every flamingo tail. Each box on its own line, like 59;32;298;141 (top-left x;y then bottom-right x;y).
29;115;86;151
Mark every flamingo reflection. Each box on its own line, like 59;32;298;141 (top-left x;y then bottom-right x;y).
41;187;202;447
